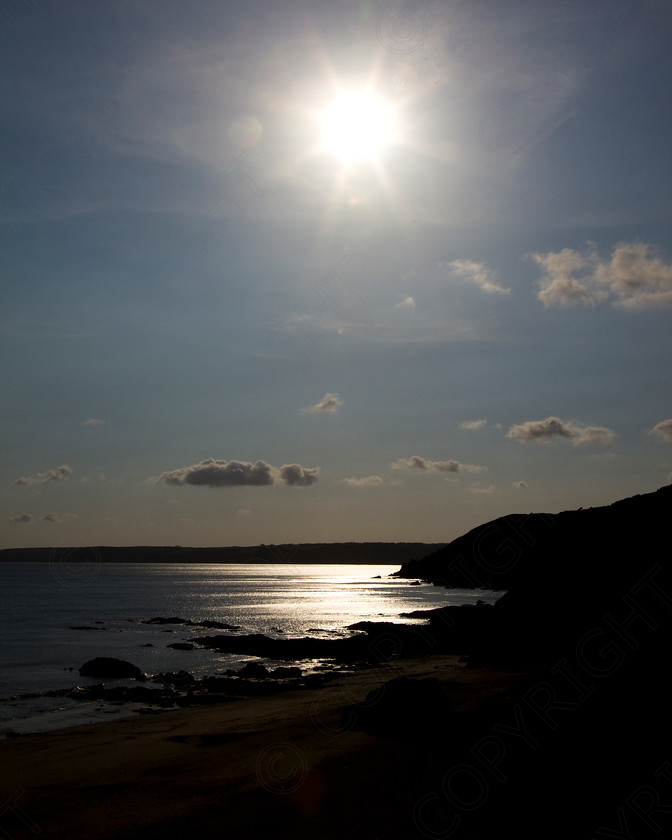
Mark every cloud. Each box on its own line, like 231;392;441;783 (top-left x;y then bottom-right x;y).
278;463;320;486
343;475;384;487
533;243;672;308
649;419;672;442
459;419;488;431
9;513;34;524
84;418;105;426
471;484;496;495
16;464;72;486
155;459;319;488
394;296;416;310
9;512;60;524
391;456;486;473
302;393;344;413
512;481;528;489
448;259;511;295
507;417;616;446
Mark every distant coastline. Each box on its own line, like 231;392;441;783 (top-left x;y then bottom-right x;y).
0;542;445;565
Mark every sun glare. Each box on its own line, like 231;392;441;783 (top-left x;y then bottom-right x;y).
318;91;398;162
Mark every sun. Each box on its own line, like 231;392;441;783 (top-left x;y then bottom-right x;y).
317;90;399;163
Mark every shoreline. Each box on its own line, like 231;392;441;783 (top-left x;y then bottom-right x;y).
2;653;526;839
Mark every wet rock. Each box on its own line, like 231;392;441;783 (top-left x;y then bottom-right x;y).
152;670;195;687
237;662;269;679
167;642;195;651
271;666;302;679
143;616;186;625
139;616;240;630
79;657;146;681
200;620;241;630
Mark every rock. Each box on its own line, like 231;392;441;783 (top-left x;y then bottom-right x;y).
79;657;146;681
237;662;269;679
167;642;195;651
199;620;241;630
139;616;240;630
271;666;302;679
144;616;187;625
153;670;195;687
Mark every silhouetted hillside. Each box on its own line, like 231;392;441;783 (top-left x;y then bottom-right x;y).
395;484;671;595
394;484;671;667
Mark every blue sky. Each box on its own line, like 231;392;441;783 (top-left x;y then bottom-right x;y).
2;0;671;548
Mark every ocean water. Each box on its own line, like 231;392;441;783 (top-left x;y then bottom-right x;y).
0;561;498;733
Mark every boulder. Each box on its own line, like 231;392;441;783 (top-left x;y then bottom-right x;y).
79;657;146;680
237;662;269;679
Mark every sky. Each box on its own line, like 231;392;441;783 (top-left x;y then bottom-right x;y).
2;0;671;549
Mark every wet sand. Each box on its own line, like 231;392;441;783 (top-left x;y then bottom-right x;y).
0;655;528;840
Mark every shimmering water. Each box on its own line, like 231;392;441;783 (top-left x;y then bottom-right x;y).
0;561;498;731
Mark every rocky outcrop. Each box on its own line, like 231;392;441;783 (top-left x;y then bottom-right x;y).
138;617;241;630
191;622;441;663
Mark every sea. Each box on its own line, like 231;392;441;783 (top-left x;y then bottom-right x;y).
0;561;500;735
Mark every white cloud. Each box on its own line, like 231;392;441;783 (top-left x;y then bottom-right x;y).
471;484;496;495
512;481;528;489
16;465;72;486
448;259;511;295
459;419;488;431
343;475;384;487
391;456;486;473
84;418;105;426
533;243;672;308
302;393;344;413
649;419;672;442
155;459;319;488
507;417;616;446
394;296;416;310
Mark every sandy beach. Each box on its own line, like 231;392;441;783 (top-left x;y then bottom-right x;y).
0;655;531;840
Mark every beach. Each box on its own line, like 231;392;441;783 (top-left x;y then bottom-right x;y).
0;655;531;840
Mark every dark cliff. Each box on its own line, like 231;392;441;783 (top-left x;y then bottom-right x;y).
395;484;671;594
